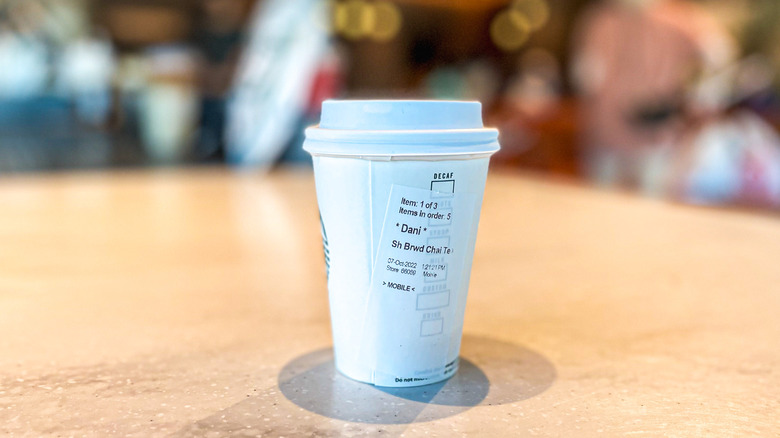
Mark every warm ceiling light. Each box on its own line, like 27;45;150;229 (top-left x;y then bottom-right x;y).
490;8;531;52
334;0;373;40
512;0;550;31
370;1;402;42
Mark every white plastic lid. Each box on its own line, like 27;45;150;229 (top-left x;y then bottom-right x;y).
304;100;500;159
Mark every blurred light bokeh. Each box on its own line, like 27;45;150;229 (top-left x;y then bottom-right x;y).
1;0;779;208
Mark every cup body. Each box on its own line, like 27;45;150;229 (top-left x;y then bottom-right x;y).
304;100;499;387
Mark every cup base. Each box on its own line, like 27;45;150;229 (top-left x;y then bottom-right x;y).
335;358;460;388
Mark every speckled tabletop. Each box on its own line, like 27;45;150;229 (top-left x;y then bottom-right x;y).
0;168;778;437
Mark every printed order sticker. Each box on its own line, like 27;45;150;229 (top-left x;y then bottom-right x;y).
356;184;477;386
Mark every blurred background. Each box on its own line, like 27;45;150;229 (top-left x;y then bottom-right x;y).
1;0;780;209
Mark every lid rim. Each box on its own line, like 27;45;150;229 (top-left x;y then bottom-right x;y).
303;140;500;158
307;99;500;156
305;127;499;144
305;150;499;160
306;126;499;134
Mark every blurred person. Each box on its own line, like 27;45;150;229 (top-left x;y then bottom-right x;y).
571;0;737;193
666;109;780;207
277;43;344;164
0;0;118;172
57;36;116;126
0;28;48;99
664;55;780;208
193;0;253;161
0;0;93;99
0;1;51;99
225;0;339;168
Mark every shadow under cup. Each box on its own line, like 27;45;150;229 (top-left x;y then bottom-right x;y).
277;335;557;424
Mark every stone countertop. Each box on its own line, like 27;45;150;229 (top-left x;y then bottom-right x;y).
0;168;777;436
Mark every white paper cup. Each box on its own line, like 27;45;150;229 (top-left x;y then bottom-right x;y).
304;100;499;387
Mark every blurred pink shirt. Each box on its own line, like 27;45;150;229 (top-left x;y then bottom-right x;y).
572;0;730;152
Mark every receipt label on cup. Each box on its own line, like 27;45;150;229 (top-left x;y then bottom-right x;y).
357;184;478;386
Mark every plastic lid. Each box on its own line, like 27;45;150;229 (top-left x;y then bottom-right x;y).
304;100;500;159
319;100;485;130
